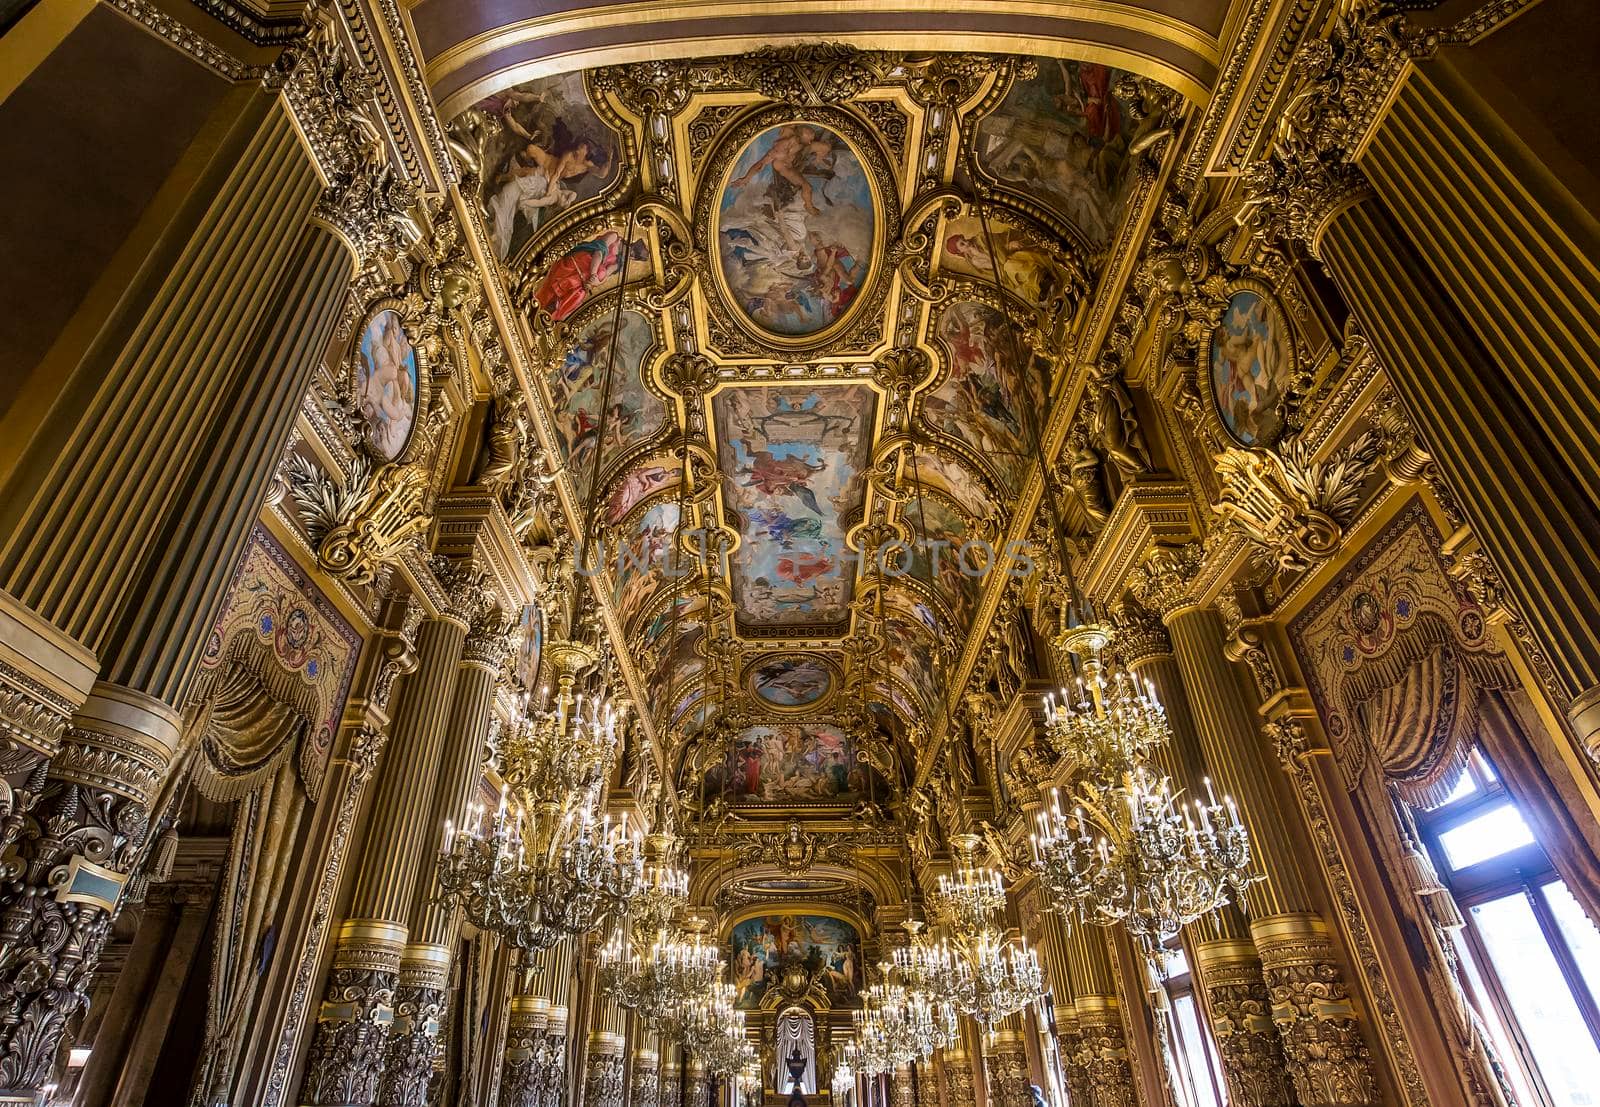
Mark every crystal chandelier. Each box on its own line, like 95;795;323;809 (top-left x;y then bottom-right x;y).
1043;623;1171;774
682;981;757;1076
596;840;723;1035
437;642;644;949
851;962;958;1074
1033;619;1256;960
909;852;1045;1031
598;922;722;1033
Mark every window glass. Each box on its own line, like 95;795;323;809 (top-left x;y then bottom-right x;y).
1170;993;1224;1107
1472;892;1600;1106
1441;770;1480;805
1543;881;1600;1004
1438;803;1537;871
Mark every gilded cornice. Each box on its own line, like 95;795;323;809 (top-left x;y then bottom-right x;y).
111;0;263;80
1081;480;1197;604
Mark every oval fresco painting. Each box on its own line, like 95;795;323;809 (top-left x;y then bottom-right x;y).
749;655;834;708
1210;290;1294;447
715;123;875;339
513;603;543;693
355;308;419;461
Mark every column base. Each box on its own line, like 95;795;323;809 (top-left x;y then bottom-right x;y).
379;943;451;1107
1193;938;1294;1107
1251;915;1379;1107
298;920;406;1107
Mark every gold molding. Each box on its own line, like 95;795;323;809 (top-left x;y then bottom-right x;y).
429;4;1218;117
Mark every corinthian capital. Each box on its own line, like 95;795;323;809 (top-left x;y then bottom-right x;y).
1241;2;1426;253
1128;542;1204;618
275;7;418;268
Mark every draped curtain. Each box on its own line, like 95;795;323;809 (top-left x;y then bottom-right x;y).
773;1009;816;1094
188;660;313;1105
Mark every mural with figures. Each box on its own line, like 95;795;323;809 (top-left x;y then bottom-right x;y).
905;497;981;632
715;386;874;628
940;213;1063;304
355;309;419;461
716;123;875;338
612;500;681;637
975;60;1136;244
473;74;622;260
712;725;868;805
530;230;651;323
730;914;862;1009
1210;290;1294;447
546;309;661;499
923;301;1048;491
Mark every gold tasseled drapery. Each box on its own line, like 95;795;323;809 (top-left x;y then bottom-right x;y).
193;659;314;802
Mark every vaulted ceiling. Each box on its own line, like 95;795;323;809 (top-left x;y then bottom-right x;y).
451;48;1176;820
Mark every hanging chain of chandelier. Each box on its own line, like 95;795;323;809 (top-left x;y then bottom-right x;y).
1031;615;1257;962
437;642;645;950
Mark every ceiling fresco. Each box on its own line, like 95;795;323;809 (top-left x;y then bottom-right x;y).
456;49;1166;822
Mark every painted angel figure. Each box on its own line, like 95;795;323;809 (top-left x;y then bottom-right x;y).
487;117;610;258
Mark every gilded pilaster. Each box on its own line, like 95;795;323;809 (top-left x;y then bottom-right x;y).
659;1041;681;1107
1192;939;1289;1107
382;599;508;1100
982;1021;1033;1107
1131;546;1378;1104
301;578;478;1107
891;1062;918;1107
1116;601;1294;1107
940;1047;975;1107
1253;916;1380;1107
683;1057;709;1107
583;1030;625;1107
1243;2;1600;754
498;995;550;1107
0;684;181;1097
631;1040;660;1107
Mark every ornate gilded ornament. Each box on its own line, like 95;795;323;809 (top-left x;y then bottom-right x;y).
1212;430;1381;571
284;454;432;586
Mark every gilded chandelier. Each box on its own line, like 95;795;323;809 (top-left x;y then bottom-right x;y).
1034;621;1255;960
850;961;958;1074
907;852;1045;1030
681;981;757;1076
437;643;644;949
596;836;726;1035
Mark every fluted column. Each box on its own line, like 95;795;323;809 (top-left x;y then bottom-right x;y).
1063;925;1137;1107
683;1057;708;1107
583;994;626;1107
939;1047;975;1107
1242;7;1600;755
891;1062;918;1107
1115;603;1292;1107
631;1036;661;1107
659;1041;681;1107
382;605;509;1106
1132;548;1378;1106
500;996;551;1107
299;587;477;1107
982;1016;1033;1107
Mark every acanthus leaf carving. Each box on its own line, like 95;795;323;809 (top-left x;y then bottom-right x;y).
1212;429;1380;571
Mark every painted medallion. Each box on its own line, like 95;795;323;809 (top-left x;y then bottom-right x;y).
715;123;875;339
355;308;419;461
1209;290;1294;447
748;656;835;708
